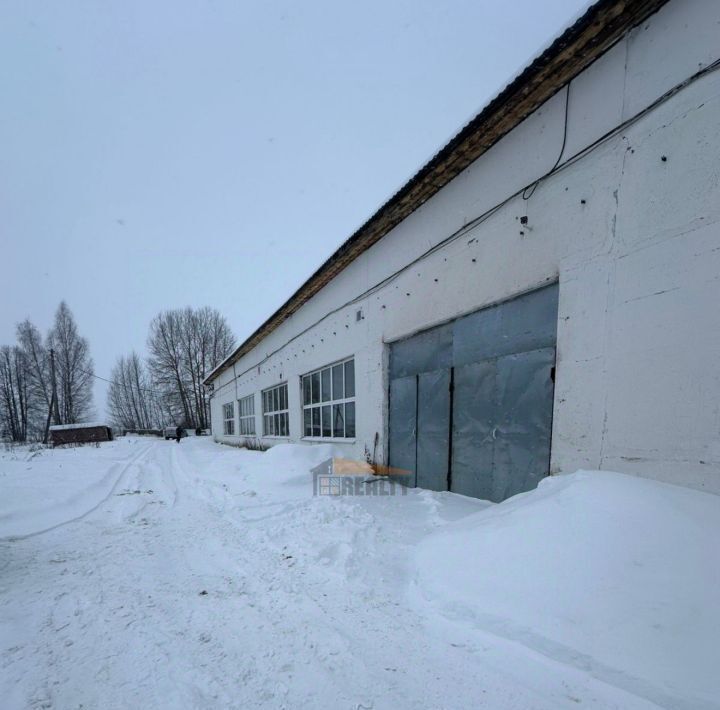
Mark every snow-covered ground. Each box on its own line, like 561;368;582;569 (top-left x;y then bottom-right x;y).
0;437;717;709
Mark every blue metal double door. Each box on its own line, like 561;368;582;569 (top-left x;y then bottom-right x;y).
388;284;557;503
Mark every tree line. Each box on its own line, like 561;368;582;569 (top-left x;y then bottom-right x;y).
1;303;234;441
0;302;94;442
108;307;235;432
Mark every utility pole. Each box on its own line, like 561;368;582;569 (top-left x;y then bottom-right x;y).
43;348;60;444
43;391;55;444
50;347;60;425
44;348;60;444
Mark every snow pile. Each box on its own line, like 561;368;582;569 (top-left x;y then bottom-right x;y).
411;470;720;709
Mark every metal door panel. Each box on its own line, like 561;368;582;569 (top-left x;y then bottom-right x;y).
453;283;558;366
388;375;417;487
492;348;555;502
450;360;496;500
416;369;451;491
389;323;453;379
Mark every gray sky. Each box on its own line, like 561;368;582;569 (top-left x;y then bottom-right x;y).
0;0;589;416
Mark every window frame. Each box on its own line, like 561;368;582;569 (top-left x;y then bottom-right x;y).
238;393;256;436
301;357;356;441
261;382;289;438
222;401;235;436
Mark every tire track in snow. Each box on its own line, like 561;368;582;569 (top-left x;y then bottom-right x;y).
0;442;154;542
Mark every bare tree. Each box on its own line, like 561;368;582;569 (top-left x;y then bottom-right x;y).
47;302;94;424
108;352;165;430
0;346;30;441
16;319;51;414
148;307;234;429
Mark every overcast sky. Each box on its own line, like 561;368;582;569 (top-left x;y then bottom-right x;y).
0;0;589;417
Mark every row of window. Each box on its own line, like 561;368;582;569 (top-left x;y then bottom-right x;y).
222;358;356;439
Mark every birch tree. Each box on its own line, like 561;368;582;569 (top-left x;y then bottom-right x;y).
147;307;234;428
108;352;165;430
0;346;30;442
16;319;51;413
47;302;94;424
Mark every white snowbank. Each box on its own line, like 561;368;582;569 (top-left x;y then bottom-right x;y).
411;470;720;709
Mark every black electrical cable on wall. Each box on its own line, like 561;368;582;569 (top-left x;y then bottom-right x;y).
523;81;571;201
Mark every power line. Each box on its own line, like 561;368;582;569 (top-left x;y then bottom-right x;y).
523;81;571;201
78;367;164;396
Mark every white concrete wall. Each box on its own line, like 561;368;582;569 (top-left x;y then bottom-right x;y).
211;0;720;494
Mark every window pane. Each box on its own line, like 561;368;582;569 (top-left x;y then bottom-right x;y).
321;368;331;402
273;413;279;435
273;388;278;412
311;372;320;404
312;407;321;437
332;364;343;400
304;408;311;437
345;402;355;438
333;403;344;438
280;385;287;410
344;360;355;398
303;376;311;405
282;413;289;436
322;405;331;437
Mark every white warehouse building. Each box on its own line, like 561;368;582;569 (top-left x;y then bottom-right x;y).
205;0;720;501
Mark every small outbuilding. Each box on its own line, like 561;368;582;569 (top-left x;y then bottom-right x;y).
49;423;114;446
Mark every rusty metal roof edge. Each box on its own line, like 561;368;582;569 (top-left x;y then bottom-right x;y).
205;0;669;384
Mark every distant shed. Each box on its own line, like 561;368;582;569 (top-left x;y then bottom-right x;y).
49;423;113;446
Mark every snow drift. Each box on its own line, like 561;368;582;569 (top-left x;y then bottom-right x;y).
411;470;720;710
